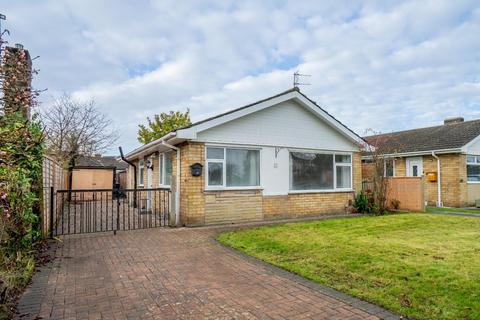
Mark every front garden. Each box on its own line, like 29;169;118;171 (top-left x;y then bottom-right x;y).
218;214;480;320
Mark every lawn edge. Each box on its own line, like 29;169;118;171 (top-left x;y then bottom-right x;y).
214;230;402;320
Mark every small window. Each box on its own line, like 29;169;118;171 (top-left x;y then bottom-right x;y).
384;159;394;177
206;147;260;188
138;159;144;186
467;155;480;182
159;153;173;186
207;147;224;159
208;162;223;186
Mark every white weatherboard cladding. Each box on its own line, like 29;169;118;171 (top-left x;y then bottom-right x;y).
196;101;359;151
466;135;480;155
260;146;290;196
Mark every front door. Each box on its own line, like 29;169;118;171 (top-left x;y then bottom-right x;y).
406;157;423;177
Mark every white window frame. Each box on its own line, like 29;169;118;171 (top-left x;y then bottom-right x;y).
138;159;144;187
205;145;261;190
158;152;173;187
467;155;480;184
289;150;353;193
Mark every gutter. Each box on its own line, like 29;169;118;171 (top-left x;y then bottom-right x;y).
161;138;181;227
125;131;177;160
431;151;443;207
361;148;463;160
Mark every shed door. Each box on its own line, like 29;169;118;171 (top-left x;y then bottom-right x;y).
406;157;423;177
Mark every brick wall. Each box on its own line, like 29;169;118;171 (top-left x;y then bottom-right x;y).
173;142;206;226
387;154;467;207
177;148;361;226
394;158;406;176
423;154;467;207
353;152;362;192
263;192;353;220
128;146;361;226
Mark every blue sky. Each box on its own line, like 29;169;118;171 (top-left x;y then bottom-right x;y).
3;0;480;154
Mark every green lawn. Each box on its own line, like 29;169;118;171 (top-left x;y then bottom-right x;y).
426;206;480;214
217;214;480;320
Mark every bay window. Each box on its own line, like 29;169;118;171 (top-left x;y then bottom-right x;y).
467;155;480;182
159;152;173;186
206;147;260;188
290;152;352;191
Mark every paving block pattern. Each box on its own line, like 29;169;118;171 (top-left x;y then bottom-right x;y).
16;226;399;320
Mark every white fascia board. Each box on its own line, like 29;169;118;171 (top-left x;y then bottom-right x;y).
124;132;178;160
175;127;196;139
190;91;364;146
293;94;364;145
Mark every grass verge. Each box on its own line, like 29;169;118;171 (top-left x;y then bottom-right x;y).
217;214;480;320
0;242;49;320
426;206;480;214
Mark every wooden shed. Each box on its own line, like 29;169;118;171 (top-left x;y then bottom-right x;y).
71;156;128;190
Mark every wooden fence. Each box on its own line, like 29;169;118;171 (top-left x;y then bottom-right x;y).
387;177;425;212
362;177;425;212
42;156;67;236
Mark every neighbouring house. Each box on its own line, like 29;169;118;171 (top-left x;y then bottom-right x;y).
124;88;365;226
71;155;128;190
363;117;480;207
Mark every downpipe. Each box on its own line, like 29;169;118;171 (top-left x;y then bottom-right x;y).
431;151;442;207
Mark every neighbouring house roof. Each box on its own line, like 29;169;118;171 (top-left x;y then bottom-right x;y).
363;119;480;156
75;156;128;170
125;87;365;160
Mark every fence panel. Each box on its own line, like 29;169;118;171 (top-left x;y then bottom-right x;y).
42;156;67;236
362;177;425;212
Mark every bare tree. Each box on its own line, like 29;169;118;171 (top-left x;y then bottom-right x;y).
361;129;403;214
41;94;119;173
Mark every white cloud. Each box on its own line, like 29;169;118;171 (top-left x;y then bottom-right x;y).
2;0;480;153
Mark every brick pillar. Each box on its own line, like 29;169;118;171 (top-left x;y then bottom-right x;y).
2;45;32;118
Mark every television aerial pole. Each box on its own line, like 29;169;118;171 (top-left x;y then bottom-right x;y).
293;71;311;88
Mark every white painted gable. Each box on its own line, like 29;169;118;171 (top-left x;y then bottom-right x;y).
466;135;480;155
196;100;359;151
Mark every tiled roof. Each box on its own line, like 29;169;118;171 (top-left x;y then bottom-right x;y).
363;119;480;154
76;156;128;170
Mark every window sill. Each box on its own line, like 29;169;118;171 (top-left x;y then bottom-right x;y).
205;187;263;192
467;181;480;184
288;189;354;194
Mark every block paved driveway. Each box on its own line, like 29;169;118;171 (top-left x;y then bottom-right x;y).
16;225;398;320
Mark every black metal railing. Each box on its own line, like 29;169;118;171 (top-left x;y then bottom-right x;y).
51;188;171;236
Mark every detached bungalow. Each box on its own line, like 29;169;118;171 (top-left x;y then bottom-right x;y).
125;88;364;226
363;117;480;207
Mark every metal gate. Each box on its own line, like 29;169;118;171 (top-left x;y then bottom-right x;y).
49;188;171;236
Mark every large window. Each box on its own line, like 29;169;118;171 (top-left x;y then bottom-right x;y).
206;147;260;188
138;159;144;186
159;152;173;186
467;155;480;182
290;152;352;191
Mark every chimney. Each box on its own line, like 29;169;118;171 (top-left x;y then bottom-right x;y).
444;116;464;125
2;44;32;118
